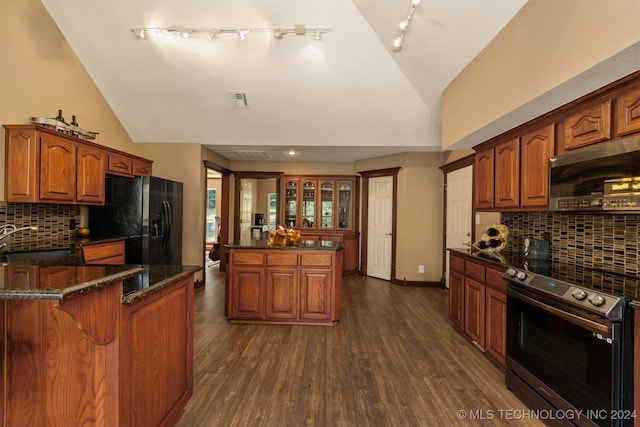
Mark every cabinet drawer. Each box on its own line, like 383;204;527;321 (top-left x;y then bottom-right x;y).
82;240;125;265
465;260;485;282
300;253;332;267
450;255;464;273
267;253;298;266
107;153;134;177
233;252;265;265
485;267;507;293
132;159;152;176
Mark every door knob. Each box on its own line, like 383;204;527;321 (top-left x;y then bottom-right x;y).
466;232;471;236
385;232;392;236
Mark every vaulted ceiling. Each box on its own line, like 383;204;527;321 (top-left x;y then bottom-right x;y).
41;0;527;162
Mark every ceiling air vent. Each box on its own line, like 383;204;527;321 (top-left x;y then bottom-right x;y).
230;91;248;108
232;150;269;160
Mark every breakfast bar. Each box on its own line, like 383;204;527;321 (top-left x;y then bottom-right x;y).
0;262;200;427
225;240;344;325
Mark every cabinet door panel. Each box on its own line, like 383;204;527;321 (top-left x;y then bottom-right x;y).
300;269;331;320
39;133;76;202
449;269;464;331
494;138;520;208
230;267;265;319
485;286;506;368
77;145;106;204
474;149;494;209
266;268;298;319
463;277;485;347
5;128;38;202
563;99;612;150
520;124;554;208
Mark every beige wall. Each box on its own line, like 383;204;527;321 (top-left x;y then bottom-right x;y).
356;152;445;282
442;0;640;150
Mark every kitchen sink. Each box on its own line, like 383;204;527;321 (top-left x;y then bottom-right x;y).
3;249;71;262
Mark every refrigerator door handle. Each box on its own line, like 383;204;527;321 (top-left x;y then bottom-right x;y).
164;200;172;248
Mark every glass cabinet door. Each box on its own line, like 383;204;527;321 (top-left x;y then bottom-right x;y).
338;181;352;230
302;180;316;229
320;181;334;229
284;180;298;227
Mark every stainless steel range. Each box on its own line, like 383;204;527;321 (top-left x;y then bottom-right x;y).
503;264;635;427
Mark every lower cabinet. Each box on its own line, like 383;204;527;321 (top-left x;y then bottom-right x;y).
448;252;507;368
226;247;343;325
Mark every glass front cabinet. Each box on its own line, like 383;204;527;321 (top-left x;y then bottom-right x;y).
279;175;359;275
280;176;357;232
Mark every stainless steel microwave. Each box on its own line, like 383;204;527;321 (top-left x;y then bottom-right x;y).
548;135;640;212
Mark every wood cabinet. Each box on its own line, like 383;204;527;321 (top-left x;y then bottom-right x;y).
494;138;520;209
448;254;464;331
617;82;640;137
81;240;126;265
76;144;106;204
119;276;194;427
448;252;506;368
484;267;507;368
520;124;554;208
226;246;343;325
281;175;359;275
563;99;612;151
474;125;553;211
473;148;494;210
4;124;152;205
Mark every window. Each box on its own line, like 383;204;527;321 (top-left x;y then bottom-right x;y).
206;189;217;242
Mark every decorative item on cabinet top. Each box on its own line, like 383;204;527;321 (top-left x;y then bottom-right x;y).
31;109;99;141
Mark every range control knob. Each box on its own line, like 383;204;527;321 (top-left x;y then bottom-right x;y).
571;288;587;301
506;268;517;278
515;271;527;281
588;293;606;307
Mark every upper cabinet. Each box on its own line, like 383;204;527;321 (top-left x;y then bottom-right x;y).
280;175;358;232
494;138;520;209
4;124;152;205
616;82;640;137
474;125;553;211
520;125;554;208
563;99;611;151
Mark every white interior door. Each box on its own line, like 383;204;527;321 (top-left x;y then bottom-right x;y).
445;165;473;288
367;176;393;280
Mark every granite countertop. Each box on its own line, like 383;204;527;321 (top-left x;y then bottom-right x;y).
448;247;640;308
0;257;201;304
225;239;344;250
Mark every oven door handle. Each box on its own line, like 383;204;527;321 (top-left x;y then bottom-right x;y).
507;288;612;335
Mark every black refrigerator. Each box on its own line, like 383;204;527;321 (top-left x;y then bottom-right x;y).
89;175;183;265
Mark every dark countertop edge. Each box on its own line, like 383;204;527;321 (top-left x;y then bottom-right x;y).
0;267;145;300
225;240;344;250
122;265;202;304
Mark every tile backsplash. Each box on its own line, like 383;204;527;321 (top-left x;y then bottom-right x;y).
501;212;640;276
0;202;80;252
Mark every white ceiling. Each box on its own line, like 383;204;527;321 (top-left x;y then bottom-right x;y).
41;0;528;162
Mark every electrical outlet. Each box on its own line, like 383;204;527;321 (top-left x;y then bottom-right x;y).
418;265;424;273
475;214;480;225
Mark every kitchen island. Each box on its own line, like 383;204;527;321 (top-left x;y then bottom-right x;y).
0;261;200;427
225;240;344;325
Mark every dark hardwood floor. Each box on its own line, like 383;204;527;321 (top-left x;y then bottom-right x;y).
176;264;543;426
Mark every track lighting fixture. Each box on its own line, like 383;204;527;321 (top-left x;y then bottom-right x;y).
392;0;421;52
131;25;331;42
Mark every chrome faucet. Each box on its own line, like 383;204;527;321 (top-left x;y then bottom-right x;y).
0;225;38;249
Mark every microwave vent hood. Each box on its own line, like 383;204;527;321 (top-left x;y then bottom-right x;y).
548;134;640;212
